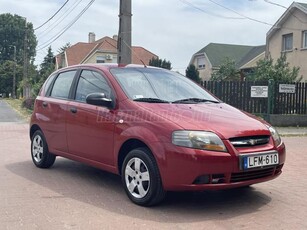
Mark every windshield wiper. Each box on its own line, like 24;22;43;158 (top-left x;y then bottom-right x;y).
172;98;219;104
133;98;170;103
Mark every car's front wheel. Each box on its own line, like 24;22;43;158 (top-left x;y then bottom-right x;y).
122;147;166;206
31;130;56;168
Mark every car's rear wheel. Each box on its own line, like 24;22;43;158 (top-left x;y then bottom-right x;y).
121;147;166;206
31;130;56;168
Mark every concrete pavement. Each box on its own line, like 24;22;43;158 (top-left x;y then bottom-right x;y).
1;122;307;230
0;100;307;229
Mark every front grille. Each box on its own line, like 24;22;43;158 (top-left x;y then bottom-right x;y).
230;135;270;147
231;167;275;182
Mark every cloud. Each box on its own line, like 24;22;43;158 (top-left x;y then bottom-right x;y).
0;0;303;72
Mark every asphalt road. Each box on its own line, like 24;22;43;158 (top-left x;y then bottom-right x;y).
1;102;307;229
0;100;23;123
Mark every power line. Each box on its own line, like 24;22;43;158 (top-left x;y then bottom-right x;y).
35;0;70;30
37;0;83;39
181;1;307;32
263;0;307;24
264;0;287;9
37;0;95;51
179;0;245;19
207;0;274;26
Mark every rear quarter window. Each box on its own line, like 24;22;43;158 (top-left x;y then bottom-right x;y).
41;73;56;96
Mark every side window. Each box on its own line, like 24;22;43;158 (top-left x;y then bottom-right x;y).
75;70;112;102
50;71;76;99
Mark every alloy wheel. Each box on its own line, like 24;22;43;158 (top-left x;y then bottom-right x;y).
124;157;150;199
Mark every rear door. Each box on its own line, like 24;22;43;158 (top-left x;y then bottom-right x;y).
66;69;116;166
38;70;77;154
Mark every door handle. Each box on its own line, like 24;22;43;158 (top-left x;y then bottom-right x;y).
70;107;77;114
42;101;48;108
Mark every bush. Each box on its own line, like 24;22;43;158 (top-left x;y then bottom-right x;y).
22;98;35;110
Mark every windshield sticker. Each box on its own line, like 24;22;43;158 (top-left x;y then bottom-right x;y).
133;95;144;99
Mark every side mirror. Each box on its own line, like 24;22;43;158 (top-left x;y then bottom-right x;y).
86;93;112;107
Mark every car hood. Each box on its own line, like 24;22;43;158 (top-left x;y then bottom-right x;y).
137;102;270;139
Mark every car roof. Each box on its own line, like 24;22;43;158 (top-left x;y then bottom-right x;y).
58;63;162;72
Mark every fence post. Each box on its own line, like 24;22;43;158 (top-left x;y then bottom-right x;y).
267;79;274;122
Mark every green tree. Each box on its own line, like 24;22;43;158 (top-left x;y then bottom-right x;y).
0;13;37;97
31;47;55;97
57;42;71;54
186;64;200;83
0;60;23;96
0;13;37;64
249;54;301;82
149;57;172;70
211;57;241;81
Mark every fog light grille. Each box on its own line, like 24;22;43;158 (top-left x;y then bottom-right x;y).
193;175;210;184
193;174;225;184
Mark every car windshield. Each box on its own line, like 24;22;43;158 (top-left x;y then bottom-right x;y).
110;68;219;103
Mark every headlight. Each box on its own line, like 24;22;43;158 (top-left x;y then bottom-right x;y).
268;126;282;147
172;131;227;152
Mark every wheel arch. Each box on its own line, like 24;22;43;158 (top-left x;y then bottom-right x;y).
117;139;149;175
30;124;41;140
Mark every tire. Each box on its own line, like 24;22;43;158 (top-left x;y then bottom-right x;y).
31;130;56;168
121;147;166;206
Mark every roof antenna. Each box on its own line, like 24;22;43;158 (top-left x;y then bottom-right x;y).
140;59;147;68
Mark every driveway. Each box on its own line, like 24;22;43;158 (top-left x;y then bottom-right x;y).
0;102;307;229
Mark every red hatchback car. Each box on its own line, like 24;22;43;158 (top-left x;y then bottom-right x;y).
30;64;285;206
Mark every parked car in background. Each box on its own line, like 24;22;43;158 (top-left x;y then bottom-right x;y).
30;64;286;206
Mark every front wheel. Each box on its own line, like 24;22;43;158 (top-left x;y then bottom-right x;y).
121;147;166;206
31;130;56;168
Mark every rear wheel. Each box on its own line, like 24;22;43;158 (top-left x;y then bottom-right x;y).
121;147;166;206
31;130;56;168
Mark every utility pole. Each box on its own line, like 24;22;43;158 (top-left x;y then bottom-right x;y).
23;18;28;98
118;0;132;65
13;45;16;99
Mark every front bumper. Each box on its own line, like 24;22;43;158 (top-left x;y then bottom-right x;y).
158;141;286;191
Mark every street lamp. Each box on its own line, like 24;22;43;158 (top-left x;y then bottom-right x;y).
7;45;17;98
12;45;17;99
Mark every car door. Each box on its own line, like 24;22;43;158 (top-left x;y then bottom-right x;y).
38;70;77;154
66;69;116;166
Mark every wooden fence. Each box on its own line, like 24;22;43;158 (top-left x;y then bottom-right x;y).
201;81;307;115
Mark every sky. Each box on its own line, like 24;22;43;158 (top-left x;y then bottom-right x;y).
1;0;306;73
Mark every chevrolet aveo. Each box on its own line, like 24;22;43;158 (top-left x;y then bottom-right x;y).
30;64;285;206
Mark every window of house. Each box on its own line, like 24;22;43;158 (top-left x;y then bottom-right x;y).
75;70;112;102
282;33;293;51
197;57;206;69
50;71;76;99
96;56;106;63
303;31;307;49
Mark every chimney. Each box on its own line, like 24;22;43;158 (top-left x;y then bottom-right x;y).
88;32;96;43
113;35;118;41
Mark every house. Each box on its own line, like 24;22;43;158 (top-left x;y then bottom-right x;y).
190;2;307;81
266;2;307;82
55;33;158;69
189;43;265;80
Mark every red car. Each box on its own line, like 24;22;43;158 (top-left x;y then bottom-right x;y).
30;64;285;206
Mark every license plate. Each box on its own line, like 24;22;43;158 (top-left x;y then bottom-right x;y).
241;151;279;170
